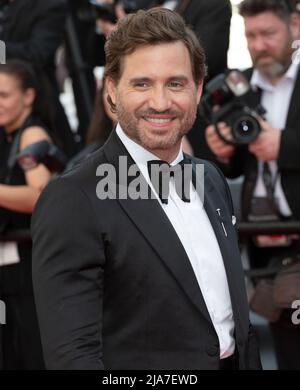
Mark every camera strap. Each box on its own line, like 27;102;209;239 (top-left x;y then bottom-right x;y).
262;162;279;201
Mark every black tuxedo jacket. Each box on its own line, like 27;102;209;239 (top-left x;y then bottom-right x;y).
32;130;261;370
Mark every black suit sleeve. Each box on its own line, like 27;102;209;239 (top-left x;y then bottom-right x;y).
6;0;67;67
217;146;249;179
278;127;300;170
31;177;105;370
246;323;262;370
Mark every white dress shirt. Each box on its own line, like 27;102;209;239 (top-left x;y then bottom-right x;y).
116;124;235;358
251;62;299;217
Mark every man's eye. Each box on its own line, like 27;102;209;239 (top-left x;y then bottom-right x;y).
265;31;275;37
169;82;183;89
134;83;148;88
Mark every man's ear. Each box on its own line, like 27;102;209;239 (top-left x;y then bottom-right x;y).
196;80;203;105
106;77;117;109
290;13;300;40
24;88;36;107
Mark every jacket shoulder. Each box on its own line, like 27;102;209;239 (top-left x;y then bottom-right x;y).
60;147;106;185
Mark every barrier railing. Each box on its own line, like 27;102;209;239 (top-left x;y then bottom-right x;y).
1;222;300;243
0;229;32;243
238;221;300;237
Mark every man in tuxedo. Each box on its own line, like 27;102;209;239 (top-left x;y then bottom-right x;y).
32;8;261;370
203;0;300;369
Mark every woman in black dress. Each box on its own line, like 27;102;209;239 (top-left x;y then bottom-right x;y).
0;60;53;369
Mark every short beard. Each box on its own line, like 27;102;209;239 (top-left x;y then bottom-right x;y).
116;102;197;152
254;42;294;81
256;60;291;80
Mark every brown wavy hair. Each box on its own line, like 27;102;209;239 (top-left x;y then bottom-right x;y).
104;8;206;87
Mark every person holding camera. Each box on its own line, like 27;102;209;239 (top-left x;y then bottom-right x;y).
0;60;54;369
200;0;300;369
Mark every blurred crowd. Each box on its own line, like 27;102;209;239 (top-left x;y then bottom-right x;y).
0;0;300;370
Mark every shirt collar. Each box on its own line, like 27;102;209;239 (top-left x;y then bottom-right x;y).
116;123;184;168
250;61;299;92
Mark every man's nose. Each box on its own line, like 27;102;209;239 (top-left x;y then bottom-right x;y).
148;87;171;112
251;36;268;53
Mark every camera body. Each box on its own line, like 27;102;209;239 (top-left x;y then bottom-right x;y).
202;70;266;146
89;0;138;23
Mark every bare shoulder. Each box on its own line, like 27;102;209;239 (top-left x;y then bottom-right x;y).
20;126;52;150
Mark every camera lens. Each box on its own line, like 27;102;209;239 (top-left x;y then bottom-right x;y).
240;120;253;133
232;115;260;145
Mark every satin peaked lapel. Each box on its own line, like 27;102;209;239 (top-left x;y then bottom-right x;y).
103;131;212;324
192;161;250;331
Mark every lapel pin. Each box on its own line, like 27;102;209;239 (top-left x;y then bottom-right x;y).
216;209;228;238
221;222;228;237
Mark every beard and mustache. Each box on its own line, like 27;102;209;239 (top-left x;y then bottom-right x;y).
115;104;197;152
252;41;295;80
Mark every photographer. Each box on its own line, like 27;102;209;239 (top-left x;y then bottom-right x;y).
0;60;54;369
200;0;300;369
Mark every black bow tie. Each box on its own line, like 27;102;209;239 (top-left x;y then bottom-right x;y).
147;157;192;204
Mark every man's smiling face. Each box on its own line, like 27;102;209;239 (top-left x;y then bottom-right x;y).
107;41;203;160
